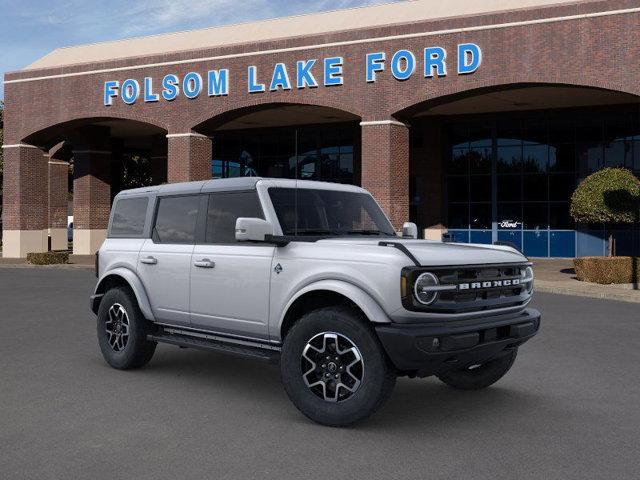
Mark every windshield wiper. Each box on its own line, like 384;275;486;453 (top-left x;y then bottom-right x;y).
290;229;342;236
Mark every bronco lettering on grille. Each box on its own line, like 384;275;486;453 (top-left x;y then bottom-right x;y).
458;278;521;290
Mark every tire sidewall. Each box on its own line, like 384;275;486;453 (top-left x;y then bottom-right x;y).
280;307;394;426
97;288;147;369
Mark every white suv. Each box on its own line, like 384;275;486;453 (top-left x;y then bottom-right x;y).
91;178;540;426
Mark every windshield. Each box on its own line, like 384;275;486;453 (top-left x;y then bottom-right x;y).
268;188;396;237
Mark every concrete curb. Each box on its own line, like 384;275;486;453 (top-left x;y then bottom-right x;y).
0;263;93;270
535;280;640;304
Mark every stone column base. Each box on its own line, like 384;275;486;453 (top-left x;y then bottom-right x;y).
424;227;447;241
2;230;48;258
49;228;68;251
73;229;107;255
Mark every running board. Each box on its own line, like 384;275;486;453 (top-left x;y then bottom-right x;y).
148;329;280;364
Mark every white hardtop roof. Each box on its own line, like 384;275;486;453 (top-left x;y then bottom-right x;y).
25;0;586;70
116;178;367;198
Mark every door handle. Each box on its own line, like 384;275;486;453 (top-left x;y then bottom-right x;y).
194;259;215;268
140;256;158;265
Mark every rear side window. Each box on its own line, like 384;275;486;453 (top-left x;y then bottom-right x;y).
205;192;264;243
109;197;149;237
153;195;200;244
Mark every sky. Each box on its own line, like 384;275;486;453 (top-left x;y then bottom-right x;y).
0;0;399;100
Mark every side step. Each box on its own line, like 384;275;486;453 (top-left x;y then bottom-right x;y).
148;330;280;364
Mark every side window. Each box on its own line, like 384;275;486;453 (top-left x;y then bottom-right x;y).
109;197;149;237
205;191;264;244
153;195;200;244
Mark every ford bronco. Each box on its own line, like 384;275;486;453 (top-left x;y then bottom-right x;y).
91;178;540;426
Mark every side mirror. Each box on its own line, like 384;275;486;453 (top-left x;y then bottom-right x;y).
235;217;274;242
402;222;418;239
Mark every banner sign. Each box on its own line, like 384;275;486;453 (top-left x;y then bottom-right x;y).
103;43;481;106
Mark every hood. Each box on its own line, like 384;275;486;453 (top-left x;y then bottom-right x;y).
315;238;527;266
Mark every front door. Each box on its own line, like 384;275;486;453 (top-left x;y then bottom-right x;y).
189;191;274;340
137;194;202;326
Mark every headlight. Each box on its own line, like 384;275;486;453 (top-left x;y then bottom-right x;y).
414;272;440;305
522;266;534;292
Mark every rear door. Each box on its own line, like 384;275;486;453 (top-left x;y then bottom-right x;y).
190;191;274;340
137;194;203;326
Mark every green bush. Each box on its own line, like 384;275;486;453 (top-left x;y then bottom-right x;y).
27;251;69;265
574;256;640;284
570;168;640;224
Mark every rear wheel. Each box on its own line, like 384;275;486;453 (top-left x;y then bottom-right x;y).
97;287;156;370
436;349;518;390
280;306;396;427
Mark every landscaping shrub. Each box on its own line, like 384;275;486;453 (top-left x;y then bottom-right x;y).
573;256;640;284
27;251;69;265
570;168;640;224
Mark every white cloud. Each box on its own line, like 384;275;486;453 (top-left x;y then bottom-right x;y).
12;0;397;41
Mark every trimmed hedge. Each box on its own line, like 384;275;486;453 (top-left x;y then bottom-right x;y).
574;256;640;284
27;251;69;265
570;168;640;224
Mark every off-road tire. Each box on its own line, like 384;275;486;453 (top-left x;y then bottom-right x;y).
436;349;518;390
97;287;157;370
280;306;396;427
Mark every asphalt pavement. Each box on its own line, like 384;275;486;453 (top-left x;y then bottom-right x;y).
1;267;639;480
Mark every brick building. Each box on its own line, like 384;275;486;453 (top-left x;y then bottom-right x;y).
3;0;640;257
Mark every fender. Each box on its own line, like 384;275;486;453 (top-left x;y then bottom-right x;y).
279;279;391;330
94;267;155;322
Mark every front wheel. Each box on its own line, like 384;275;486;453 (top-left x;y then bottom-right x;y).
97;287;157;370
280;306;396;427
436;349;518;390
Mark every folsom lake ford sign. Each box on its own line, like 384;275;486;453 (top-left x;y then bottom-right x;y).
103;43;482;106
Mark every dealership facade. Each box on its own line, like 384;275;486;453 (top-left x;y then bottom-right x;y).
3;0;640;257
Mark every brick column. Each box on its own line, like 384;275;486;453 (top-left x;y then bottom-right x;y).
360;120;410;230
151;134;168;184
48;159;69;251
166;133;212;183
70;126;111;255
1;144;49;257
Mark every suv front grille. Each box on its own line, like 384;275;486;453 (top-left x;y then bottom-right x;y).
402;263;532;314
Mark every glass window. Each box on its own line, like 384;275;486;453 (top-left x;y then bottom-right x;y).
447;176;469;203
523;204;548;229
523;175;548;202
497;175;521;201
469;147;491;174
449;148;469;174
205;192;264;244
497;145;522;173
470;175;492;202
110;197;148;237
523;144;548;173
153;195;200;244
550;202;573;229
604;140;632;168
549;144;575;172
448;204;469;229
577;143;603;175
549;174;576;201
268;188;395;237
497;203;522;230
470;203;491;229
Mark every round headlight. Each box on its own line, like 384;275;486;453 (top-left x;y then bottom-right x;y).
414;272;439;305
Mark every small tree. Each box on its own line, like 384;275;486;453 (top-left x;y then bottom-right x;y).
570;168;640;256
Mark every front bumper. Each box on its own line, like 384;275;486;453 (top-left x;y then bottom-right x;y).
375;308;541;377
